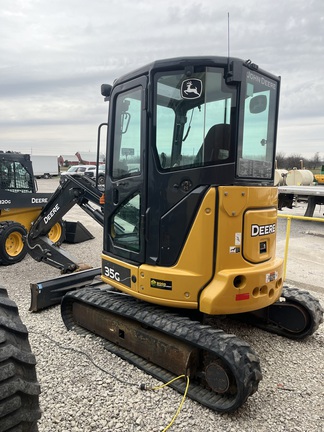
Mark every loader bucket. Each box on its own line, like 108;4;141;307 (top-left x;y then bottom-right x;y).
64;221;94;243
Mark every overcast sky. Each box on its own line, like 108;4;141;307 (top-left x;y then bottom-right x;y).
0;0;323;160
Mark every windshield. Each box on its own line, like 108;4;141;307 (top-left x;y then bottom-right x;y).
67;166;79;172
154;67;236;170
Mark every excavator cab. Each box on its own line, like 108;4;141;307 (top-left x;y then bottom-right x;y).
100;57;283;314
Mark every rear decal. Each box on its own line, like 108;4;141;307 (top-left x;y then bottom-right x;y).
236;293;250;301
251;223;276;237
150;278;172;290
229;246;240;254
102;259;131;287
235;233;241;246
266;271;278;283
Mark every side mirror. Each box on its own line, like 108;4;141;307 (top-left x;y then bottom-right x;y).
101;84;112;99
250;95;267;114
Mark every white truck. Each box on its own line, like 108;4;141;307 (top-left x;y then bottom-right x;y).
30;155;59;178
278;185;324;217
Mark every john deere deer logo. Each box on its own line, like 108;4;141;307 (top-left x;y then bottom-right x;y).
181;79;202;99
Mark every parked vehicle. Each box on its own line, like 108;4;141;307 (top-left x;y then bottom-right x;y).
0;152;94;265
93;164;105;185
61;165;105;186
30;155;59;178
60;165;96;183
0;151;65;265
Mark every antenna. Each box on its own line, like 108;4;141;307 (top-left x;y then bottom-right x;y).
227;12;230;59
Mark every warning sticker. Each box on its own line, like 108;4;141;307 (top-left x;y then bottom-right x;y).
229;246;240;254
266;271;278;283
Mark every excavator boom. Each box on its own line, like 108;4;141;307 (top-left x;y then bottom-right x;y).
26;174;104;272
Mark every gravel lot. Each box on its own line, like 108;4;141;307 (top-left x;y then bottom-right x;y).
1;178;323;432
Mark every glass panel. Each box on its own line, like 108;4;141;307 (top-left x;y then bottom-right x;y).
237;70;278;179
156;105;175;168
0;161;33;192
112;87;142;179
155;68;235;170
182;97;232;164
111;194;140;252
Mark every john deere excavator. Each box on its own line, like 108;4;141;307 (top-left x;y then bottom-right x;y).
23;56;323;414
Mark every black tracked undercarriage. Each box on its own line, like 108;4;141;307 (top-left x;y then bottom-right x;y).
60;284;323;413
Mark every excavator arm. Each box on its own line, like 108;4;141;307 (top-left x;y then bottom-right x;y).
26;174;104;273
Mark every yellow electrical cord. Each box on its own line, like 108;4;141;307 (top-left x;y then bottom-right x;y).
149;374;190;432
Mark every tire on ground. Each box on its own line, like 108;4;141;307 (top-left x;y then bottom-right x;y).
0;221;28;265
97;175;105;185
0;287;41;431
47;219;66;245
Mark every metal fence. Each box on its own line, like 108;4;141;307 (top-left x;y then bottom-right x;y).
277;214;324;280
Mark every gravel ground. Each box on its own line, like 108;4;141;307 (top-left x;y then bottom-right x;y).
1;178;323;432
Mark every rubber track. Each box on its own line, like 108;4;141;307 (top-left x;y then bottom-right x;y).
0;287;41;432
251;286;324;339
280;286;324;338
61;287;262;413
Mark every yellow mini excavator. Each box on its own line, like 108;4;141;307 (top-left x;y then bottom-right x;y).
25;56;323;413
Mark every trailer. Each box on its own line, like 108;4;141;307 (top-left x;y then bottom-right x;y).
30;154;59;178
278;185;324;217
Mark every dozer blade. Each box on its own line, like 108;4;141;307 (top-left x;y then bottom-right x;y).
30;267;101;312
61;286;262;413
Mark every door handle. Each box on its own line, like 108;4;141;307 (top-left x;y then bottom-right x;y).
113;188;119;204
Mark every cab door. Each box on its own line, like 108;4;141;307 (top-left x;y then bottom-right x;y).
104;76;147;264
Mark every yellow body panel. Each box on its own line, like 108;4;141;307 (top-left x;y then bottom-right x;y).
101;188;216;308
101;186;284;315
0;208;43;231
199;257;283;314
314;174;324;184
200;186;283;314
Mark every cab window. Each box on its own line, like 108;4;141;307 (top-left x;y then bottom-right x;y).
237;70;278;179
112;87;142;179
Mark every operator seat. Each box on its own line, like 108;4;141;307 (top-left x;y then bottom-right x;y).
195;123;231;164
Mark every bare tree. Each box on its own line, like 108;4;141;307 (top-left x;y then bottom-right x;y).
275;152;322;171
308;152;321;170
275;152;286;169
284;154;305;170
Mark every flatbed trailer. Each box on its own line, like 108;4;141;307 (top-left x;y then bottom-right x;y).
278;185;324;217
